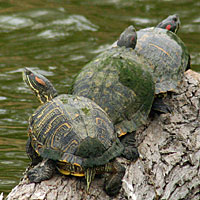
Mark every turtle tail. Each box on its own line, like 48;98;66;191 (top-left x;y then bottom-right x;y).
85;168;96;193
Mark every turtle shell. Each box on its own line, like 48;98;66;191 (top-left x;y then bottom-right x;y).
135;27;190;95
72;47;155;137
28;94;123;176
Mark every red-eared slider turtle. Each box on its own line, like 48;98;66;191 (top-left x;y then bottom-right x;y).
23;68;125;196
72;26;155;146
135;14;190;112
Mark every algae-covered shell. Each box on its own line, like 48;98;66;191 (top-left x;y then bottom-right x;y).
73;47;155;136
135;27;190;95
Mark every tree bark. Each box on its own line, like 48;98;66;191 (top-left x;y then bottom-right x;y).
6;70;200;200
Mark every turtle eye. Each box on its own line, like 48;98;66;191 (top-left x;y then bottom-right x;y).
29;72;35;80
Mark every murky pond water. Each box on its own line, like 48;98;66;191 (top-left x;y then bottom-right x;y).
0;0;199;195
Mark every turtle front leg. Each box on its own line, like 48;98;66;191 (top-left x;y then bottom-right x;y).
120;133;139;161
26;137;42;166
27;159;56;183
104;161;125;196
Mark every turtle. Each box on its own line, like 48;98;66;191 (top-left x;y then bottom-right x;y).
72;26;155;151
23;68;126;196
134;14;190;112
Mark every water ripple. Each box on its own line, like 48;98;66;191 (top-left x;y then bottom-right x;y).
0;96;7;100
0;15;34;31
130;17;156;25
37;29;69;39
51;15;99;31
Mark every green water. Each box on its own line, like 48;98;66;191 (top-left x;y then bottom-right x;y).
0;0;199;195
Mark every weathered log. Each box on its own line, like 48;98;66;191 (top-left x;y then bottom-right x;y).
6;70;200;200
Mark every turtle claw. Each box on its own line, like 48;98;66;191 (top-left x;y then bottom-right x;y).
28;168;43;183
27;159;55;183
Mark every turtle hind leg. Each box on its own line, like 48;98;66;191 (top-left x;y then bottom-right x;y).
152;97;172;114
120;133;139;161
27;159;56;183
104;161;125;196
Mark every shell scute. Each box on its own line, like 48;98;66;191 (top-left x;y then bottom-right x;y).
29;95;121;168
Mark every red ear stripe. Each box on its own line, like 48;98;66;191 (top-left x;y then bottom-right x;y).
166;24;172;30
35;76;46;86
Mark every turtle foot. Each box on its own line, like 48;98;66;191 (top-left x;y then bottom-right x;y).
104;162;125;196
27;159;55;183
120;133;139;161
152;97;172;114
122;146;139;161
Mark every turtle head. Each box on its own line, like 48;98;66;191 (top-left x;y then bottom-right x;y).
117;25;137;49
156;14;180;33
23;68;58;104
